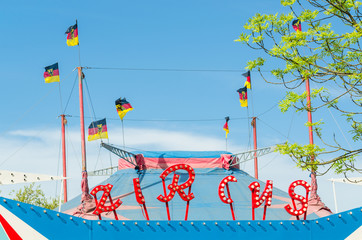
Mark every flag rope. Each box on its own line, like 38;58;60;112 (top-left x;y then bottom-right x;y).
84;66;273;73
121;119;126;150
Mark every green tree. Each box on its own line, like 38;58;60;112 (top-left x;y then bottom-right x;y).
235;0;361;178
10;183;59;210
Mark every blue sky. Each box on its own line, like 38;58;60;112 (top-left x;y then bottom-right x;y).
0;0;360;213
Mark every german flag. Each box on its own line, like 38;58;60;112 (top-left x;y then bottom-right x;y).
292;19;301;32
88;118;108;141
237;87;248;107
65;22;79;46
223;116;230;138
44;63;60;83
242;70;251;89
115;97;134;120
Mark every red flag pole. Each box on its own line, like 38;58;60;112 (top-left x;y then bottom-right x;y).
293;20;319;206
305;78;319;202
60;115;68;203
78;67;86;172
226;183;236;220
251;117;258;179
78;67;91;201
162;179;171;221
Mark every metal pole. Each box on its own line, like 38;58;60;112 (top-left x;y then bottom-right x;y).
121;119;125;149
58;179;63;212
61;115;67;203
332;180;338;213
252;117;258;179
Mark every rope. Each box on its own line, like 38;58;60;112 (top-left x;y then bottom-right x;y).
58;82;64;115
84;76;97;121
77;19;81;67
250;88;255;119
84;66;261;73
66;125;82;170
68;115;250;122
287;111;296;141
93;144;103;171
107;138;113;169
0;87;56;136
58;68;77;113
328;108;352;148
257;118;293;141
256;102;279;118
0;122;54;167
246;107;251;150
64;74;78;112
259;153;279;170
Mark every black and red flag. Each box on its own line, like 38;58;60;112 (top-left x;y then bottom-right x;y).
237;87;248;107
65;22;79;46
242;70;251;89
44;63;60;83
223;116;230;138
88;118;108;141
292;19;301;32
115;97;134;120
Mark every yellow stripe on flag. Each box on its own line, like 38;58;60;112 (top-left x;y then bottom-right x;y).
44;75;60;83
67;36;79;46
88;131;108;141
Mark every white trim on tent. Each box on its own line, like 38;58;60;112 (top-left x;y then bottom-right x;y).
0;170;68;185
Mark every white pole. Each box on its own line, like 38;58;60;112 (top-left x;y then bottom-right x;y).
332;179;338;213
58;179;64;212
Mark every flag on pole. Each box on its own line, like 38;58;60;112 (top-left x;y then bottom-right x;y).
292;19;301;32
44;63;60;83
65;22;79;46
223;116;230;138
242;70;251;89
88;118;108;141
237;87;248;107
115;97;134;120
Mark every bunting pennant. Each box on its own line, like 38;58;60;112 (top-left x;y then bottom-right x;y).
88;118;108;141
292;19;301;32
115;97;134;120
242;70;251;89
223;117;230;138
237;87;248;107
44;63;60;83
65;22;79;46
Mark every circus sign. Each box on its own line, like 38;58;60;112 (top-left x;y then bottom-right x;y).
91;164;311;221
